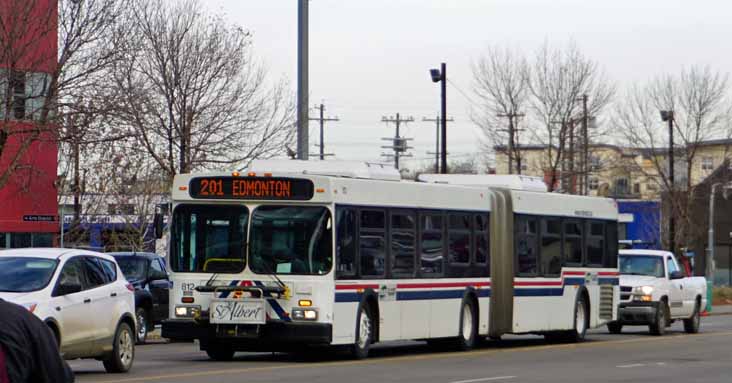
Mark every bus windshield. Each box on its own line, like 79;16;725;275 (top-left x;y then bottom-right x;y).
171;205;248;273
249;205;332;275
619;255;664;278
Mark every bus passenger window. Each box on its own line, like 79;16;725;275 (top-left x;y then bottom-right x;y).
540;218;561;276
605;221;619;268
516;215;538;275
586;221;605;266
391;211;416;277
360;210;386;277
336;208;357;278
448;213;471;264
420;213;444;276
475;214;489;268
563;220;583;265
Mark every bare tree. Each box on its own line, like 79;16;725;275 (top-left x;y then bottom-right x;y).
0;0;130;192
472;45;530;174
112;0;295;185
615;65;732;251
527;41;615;191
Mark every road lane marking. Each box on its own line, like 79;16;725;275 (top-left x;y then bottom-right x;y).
449;376;516;383
617;363;645;368
89;330;732;383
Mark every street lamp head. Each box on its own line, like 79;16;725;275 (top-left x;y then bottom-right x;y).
660;110;673;122
430;68;442;83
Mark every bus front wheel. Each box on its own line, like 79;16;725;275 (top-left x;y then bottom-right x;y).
351;305;373;359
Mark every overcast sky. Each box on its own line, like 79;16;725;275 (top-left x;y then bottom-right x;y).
205;0;732;170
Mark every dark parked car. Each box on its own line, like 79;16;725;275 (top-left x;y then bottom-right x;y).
109;252;169;344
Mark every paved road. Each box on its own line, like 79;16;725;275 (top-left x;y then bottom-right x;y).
73;315;732;383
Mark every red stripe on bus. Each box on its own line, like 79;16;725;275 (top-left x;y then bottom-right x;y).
396;282;491;289
598;272;619;276
514;281;563;286
562;271;586;276
335;284;379;290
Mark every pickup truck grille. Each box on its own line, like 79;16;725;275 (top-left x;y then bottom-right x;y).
620;285;632;301
599;285;614;320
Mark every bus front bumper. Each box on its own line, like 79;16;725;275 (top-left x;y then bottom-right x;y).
162;319;332;347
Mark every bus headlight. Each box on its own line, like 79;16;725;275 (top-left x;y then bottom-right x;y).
175;305;201;318
292;308;318;321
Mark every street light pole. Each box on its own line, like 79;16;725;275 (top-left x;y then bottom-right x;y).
296;0;309;160
661;110;675;253
440;63;447;174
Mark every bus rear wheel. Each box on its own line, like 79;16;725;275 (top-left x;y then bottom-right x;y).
351;305;373;359
454;298;478;351
545;293;588;343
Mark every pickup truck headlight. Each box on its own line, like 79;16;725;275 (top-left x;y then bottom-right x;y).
633;286;654;295
291;308;318;321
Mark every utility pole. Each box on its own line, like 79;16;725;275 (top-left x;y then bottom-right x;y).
423;115;453;173
381;113;414;170
661;110;675;253
581;94;589;195
440;63;447;174
497;112;525;174
296;0;309;160
309;103;339;160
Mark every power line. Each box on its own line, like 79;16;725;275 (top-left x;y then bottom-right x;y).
308;103;339;160
380;113;414;170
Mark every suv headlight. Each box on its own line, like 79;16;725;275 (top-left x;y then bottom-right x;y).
175;305;201;318
291;307;318;321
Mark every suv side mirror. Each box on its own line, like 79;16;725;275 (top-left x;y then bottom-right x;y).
55;282;83;296
669;270;685;280
153;213;164;239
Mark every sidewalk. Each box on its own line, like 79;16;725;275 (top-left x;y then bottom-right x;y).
707;305;732;316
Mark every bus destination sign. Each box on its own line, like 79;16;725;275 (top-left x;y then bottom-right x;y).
189;177;314;200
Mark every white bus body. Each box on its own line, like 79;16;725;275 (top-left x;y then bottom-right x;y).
161;161;619;359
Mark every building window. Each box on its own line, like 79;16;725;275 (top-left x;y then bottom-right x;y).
10;71;25;120
520;162;528;171
589;177;599;190
633;183;641;194
702;157;714;171
614;178;629;195
589;156;601;171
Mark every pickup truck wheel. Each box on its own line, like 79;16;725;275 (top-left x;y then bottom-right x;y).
607;322;622;334
683;302;701;334
649;302;668;336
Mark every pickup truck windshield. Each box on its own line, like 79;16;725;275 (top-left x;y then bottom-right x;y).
619;255;664;278
249;205;332;275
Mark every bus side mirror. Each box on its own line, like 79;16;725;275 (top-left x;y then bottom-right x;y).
154;213;164;239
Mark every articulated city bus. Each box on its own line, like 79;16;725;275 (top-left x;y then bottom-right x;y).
161;160;619;360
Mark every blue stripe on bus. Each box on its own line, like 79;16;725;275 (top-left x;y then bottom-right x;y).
513;288;564;297
254;281;292;322
564;278;585;286
218;280;239;298
335;292;362;303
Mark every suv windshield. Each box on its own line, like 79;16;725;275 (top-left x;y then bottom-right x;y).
115;258;147;280
249;206;332;275
619;255;665;278
0;257;58;292
171;205;249;273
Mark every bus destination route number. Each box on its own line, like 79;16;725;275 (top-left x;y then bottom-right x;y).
189;177;314;200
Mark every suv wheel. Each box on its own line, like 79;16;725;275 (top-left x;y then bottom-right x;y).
103;322;135;373
135;308;149;344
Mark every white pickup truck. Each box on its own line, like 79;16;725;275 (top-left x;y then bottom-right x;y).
609;249;707;335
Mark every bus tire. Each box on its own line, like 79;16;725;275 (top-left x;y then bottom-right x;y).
649;301;668;336
683;300;701;334
546;292;588;343
607;322;622;334
205;343;235;361
351;305;373;359
454;298;478;351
